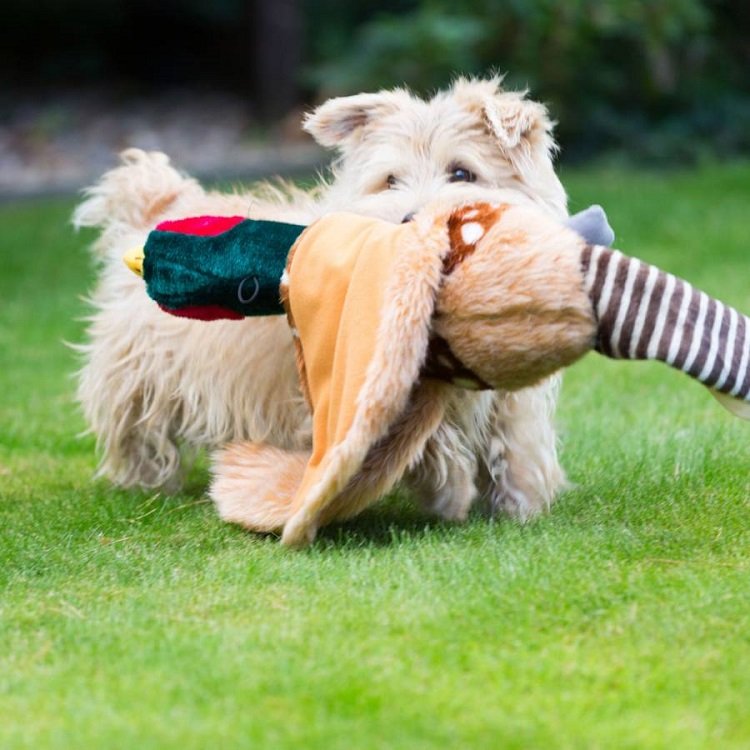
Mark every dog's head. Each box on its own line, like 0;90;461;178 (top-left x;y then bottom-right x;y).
305;77;567;223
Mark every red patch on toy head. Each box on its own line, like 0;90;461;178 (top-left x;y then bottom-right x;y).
159;304;244;321
156;215;245;237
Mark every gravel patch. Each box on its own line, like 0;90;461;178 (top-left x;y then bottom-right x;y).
0;89;327;199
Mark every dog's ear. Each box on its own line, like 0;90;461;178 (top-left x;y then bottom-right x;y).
452;77;566;216
452;78;556;156
481;91;555;153
303;92;406;149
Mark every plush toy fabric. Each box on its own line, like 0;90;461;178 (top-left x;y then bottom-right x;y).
124;205;613;319
125;201;749;546
125;214;304;319
280;203;750;546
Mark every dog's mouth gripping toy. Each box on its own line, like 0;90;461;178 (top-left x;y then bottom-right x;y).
125;201;749;546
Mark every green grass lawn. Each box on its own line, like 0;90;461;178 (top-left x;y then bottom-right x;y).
1;163;749;749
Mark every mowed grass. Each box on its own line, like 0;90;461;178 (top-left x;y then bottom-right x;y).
1;163;749;749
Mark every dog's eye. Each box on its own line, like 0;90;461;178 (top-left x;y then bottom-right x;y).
448;166;476;183
386;174;398;189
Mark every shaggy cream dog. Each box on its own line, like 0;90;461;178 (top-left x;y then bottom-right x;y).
74;76;568;527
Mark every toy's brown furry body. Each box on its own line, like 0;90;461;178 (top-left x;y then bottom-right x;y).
75;77;569;527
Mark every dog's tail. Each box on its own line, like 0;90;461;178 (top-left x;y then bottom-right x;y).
73;148;203;254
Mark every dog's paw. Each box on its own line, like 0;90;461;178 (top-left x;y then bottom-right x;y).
418;463;478;522
484;436;546;521
427;487;475;523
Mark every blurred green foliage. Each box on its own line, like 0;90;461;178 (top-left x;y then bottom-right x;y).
305;0;750;161
2;0;748;161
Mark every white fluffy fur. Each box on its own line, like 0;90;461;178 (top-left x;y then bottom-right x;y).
74;76;568;523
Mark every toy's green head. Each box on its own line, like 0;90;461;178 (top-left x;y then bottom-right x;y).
127;214;304;320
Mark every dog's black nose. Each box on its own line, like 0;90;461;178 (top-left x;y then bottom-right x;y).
401;211;416;223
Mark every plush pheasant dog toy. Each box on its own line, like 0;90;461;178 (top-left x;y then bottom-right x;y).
126;200;749;546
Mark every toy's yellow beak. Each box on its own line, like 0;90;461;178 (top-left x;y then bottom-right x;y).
124;247;144;277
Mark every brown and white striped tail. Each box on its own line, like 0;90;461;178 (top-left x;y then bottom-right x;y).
581;245;750;418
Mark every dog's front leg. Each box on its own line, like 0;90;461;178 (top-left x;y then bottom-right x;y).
481;376;567;520
406;390;493;521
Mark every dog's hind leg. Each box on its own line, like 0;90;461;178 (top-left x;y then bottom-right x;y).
74;150;206;488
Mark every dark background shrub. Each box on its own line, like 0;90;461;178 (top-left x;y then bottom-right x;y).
3;0;749;162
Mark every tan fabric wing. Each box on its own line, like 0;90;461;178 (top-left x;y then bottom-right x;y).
280;211;449;547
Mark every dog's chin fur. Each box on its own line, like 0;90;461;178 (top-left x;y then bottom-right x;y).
74;76;568;526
